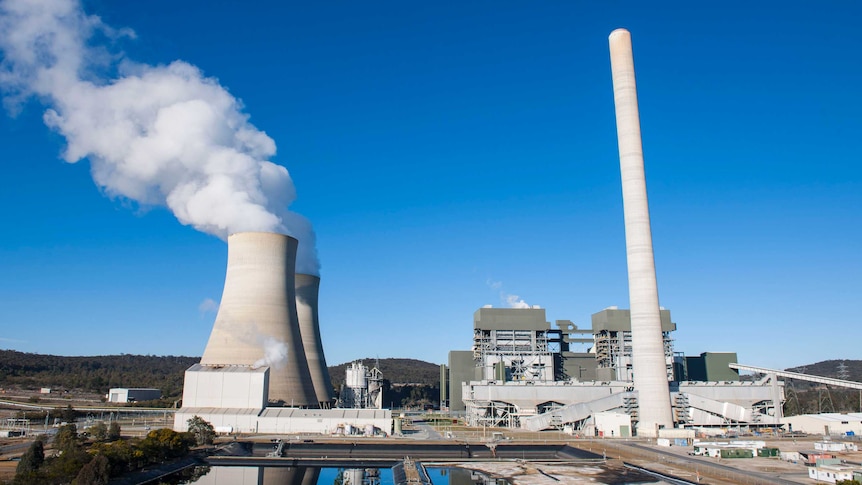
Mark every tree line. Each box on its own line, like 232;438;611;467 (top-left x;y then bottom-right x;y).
4;416;214;485
0;351;443;408
0;350;197;400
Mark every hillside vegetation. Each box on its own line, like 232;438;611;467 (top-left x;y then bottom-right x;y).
0;350;197;399
327;358;441;388
0;351;441;406
783;359;862;415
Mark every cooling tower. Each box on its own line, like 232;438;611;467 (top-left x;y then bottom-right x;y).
609;28;674;432
200;232;318;406
295;273;335;406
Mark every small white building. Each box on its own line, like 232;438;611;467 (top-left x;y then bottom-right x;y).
594;411;632;438
815;441;859;452
691;440;766;457
107;388;162;403
808;464;862;483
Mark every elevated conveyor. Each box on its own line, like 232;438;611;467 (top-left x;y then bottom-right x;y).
521;392;635;431
681;393;756;423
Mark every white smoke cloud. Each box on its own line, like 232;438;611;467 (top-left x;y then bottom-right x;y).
0;0;320;274
198;297;219;315
486;278;532;309
486;278;503;290
252;337;289;370
504;294;531;309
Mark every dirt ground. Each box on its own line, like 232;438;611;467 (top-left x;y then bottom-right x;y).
0;461;16;483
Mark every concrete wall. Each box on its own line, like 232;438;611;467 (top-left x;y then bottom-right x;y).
595;411;632;437
685;352;739;381
174;408;392;435
561;352;598;381
474;308;549;331
782;413;862;435
181;364;269;409
591;308;675;332
448;350;478;412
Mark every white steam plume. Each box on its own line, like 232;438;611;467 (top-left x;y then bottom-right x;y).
0;0;319;274
252;337;289;370
504;294;531;309
198;297;219;316
486;278;531;309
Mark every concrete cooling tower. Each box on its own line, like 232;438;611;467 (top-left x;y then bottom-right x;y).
295;273;335;407
200;232;318;406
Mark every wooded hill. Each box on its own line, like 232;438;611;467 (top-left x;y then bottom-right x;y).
0;350;198;399
786;359;862;382
0;350;441;402
782;359;862;415
327;358;441;389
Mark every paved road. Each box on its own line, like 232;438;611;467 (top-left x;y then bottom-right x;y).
410;422;443;440
624;442;806;485
0;441;31;457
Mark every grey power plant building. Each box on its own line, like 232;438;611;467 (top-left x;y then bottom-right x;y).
445;306;781;436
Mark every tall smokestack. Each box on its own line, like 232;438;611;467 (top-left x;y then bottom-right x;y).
295;274;335;406
608;28;674;432
200;232;317;406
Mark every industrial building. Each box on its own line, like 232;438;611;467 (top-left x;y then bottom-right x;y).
781;413;862;436
682;352;740;382
107;388;161;403
592;307;675;382
445;306;783;435
472;307;556;382
439;28;792;439
337;361;384;409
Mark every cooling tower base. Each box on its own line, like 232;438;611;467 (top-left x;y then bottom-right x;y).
174;364;391;435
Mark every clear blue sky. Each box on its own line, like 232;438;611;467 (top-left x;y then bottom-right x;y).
0;1;859;371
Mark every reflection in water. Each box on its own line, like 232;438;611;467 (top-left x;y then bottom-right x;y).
181;465;499;485
337;468;381;485
264;466;321;485
187;466;260;484
186;466;321;485
437;467;493;485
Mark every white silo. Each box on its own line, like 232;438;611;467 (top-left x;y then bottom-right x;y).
609;28;674;433
295;273;335;406
199;231;318;406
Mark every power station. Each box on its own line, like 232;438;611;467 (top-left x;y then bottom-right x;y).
445;306;782;437
441;29;783;438
176;28;786;438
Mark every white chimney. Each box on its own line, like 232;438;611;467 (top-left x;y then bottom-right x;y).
609;28;674;433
